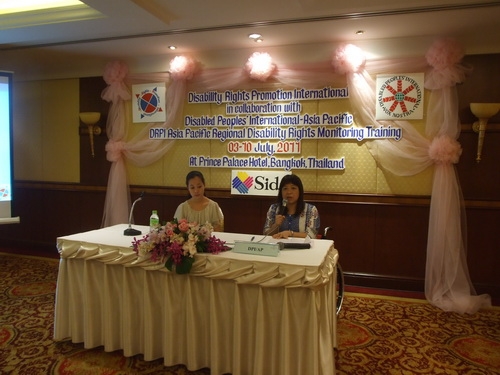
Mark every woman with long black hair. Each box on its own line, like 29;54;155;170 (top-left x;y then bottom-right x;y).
263;174;320;239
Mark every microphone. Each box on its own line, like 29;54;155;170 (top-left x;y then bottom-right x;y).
278;198;288;215
124;191;145;236
278;242;311;249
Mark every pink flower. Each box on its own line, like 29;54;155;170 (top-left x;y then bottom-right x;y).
424;38;469;89
197;224;212;240
332;44;366;75
428;135;462;164
168;242;184;264
103;61;128;85
206;236;225;255
169;56;198;81
178;219;190;233
131;218;227;273
245;52;276;81
425;38;464;70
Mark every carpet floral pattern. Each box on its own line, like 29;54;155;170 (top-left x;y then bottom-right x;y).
335;294;500;374
1;253;499;374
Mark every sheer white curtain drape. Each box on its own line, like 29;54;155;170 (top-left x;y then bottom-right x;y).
100;40;491;313
337;40;491;314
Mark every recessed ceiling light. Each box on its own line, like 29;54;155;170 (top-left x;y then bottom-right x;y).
248;33;262;40
168;45;176;50
255;38;263;43
355;30;365;35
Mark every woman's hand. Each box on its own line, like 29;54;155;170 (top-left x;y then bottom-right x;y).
272;230;292;239
275;214;285;226
264;215;286;236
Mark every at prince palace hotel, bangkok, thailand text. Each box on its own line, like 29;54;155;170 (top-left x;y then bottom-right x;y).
188;155;345;171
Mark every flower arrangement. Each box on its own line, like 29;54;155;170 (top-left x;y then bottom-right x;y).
132;218;227;274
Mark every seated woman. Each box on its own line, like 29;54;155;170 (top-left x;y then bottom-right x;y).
263;174;320;239
174;170;224;231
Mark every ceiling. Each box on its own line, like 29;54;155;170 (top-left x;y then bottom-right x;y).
1;0;500;80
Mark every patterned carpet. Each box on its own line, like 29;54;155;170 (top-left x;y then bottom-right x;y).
1;252;499;375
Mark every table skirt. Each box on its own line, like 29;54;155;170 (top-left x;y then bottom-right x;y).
54;226;338;375
54;258;337;375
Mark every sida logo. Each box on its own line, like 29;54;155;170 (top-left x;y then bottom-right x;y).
232;172;254;194
253;176;279;191
231;171;289;196
376;73;424;120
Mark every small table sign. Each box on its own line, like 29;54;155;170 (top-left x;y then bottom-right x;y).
232;241;282;257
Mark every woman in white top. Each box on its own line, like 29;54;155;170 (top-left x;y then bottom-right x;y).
174;171;224;231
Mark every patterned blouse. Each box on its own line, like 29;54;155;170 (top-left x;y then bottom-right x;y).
263;202;320;238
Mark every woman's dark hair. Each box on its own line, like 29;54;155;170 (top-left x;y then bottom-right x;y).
276;174;305;216
185;170;206;197
186;170;205;186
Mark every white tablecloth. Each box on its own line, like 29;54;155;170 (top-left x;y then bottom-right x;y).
54;224;338;375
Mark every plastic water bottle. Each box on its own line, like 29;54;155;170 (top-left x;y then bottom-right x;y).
149;210;159;231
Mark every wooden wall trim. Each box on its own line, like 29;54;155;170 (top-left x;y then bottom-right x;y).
14;180;500;209
5;181;499;299
461;122;500;132
344;272;499;297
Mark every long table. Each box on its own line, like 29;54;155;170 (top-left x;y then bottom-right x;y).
54;224;339;375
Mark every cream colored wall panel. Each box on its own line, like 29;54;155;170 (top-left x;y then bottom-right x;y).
160;102;214;187
162;142;188;186
185;102;211;119
207;140;231;189
13;81;44;180
317;97;352;116
128;156;164;186
316;140;378;193
300;100;319;116
41;79;79;182
209;167;231;190
211;102;225;117
164;140;211;186
295;169;319;192
376;166;433;196
125;100;165;186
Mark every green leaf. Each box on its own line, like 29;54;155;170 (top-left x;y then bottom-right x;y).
196;240;207;253
165;256;174;271
175;256;194;274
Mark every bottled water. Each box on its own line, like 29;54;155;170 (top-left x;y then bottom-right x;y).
149;210;159;231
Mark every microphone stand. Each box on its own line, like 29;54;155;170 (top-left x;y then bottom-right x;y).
124;192;145;236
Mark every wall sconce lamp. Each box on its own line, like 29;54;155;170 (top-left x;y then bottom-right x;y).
470;103;500;163
79;112;101;157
